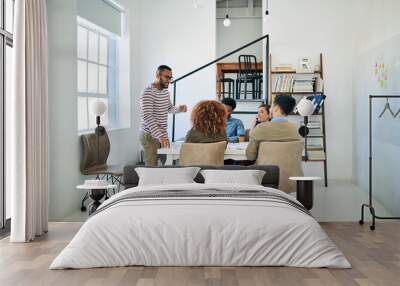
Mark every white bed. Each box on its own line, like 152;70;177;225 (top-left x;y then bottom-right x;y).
50;183;350;269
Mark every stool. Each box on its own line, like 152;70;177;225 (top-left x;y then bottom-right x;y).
289;177;321;210
219;78;235;99
236;55;262;100
255;76;263;99
236;74;263;100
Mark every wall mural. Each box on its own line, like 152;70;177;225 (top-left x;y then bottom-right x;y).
374;62;388;89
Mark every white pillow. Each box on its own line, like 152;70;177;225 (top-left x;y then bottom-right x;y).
135;167;201;186
200;169;266;185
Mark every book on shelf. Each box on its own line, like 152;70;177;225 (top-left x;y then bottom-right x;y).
310;94;326;113
300;120;321;129
307;128;323;137
272;64;295;72
272;74;321;93
272;74;295;93
292;77;316;92
293;87;314;92
296;68;316;73
316;78;324;92
304;150;325;160
308;148;324;152
307;143;323;151
272;67;296;72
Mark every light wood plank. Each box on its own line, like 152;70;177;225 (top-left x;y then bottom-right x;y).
0;222;399;286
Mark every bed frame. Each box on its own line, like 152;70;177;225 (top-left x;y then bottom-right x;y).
123;165;280;189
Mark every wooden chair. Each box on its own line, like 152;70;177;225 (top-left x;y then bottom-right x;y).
256;141;303;193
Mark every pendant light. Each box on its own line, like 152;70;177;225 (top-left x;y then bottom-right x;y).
223;0;231;27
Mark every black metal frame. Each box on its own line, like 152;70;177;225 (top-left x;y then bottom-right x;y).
171;34;270;142
81;173;123;212
1;0;14;231
0;217;10;239
236;54;262;100
359;95;400;230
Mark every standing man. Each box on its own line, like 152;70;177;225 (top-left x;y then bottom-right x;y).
139;65;187;166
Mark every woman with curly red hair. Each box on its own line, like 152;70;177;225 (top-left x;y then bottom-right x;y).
185;100;228;143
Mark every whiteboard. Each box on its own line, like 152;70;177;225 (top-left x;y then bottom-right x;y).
353;33;400;216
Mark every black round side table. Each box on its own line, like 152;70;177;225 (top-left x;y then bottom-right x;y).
289;177;321;210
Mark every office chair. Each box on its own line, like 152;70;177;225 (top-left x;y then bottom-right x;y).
79;129;123;211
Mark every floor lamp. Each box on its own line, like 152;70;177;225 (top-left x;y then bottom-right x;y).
297;98;315;161
91;99;107;168
88;100;108;214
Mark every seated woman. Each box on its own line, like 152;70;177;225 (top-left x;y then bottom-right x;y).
246;95;301;160
249;103;271;137
185;100;228;143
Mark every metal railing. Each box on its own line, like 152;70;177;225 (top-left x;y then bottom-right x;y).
171;34;270;142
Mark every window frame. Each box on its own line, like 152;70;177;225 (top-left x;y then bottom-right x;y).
77;18;119;134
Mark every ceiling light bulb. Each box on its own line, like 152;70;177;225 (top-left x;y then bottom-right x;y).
223;15;231;27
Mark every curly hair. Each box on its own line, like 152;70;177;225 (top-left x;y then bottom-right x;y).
191;100;227;135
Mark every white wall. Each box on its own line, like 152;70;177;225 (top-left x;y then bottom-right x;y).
47;0;80;220
216;7;263;62
135;0;216;141
46;0;400;219
47;0;216;219
47;0;140;220
352;0;400;215
263;0;358;180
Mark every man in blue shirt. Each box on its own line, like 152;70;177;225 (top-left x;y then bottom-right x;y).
221;98;246;143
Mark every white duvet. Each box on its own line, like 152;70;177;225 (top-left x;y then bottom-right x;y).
50;183;350;269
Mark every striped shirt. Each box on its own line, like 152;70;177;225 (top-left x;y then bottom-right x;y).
140;86;179;139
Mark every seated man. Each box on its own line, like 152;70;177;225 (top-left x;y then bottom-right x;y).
246;95;301;160
221;98;246;143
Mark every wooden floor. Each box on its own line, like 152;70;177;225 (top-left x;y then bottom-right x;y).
0;222;399;286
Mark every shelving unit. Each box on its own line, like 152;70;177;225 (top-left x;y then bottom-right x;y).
269;53;328;187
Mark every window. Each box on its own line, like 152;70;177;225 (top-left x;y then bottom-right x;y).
77;17;119;133
1;0;14;231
